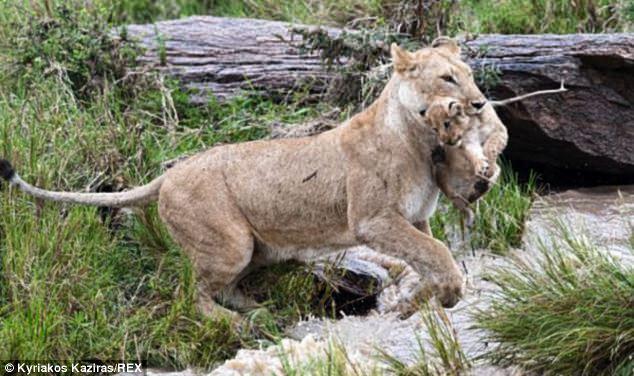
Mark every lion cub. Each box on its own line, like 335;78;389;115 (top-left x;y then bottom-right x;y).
425;97;486;173
426;96;508;175
425;97;508;224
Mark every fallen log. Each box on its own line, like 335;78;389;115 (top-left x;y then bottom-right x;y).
124;16;634;180
123;16;340;103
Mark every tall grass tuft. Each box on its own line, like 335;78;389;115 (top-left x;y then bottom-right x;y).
473;223;634;375
380;302;470;375
469;164;536;253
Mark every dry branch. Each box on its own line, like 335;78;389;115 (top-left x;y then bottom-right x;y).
490;80;567;107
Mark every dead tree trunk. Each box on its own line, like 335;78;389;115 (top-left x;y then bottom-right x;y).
123;16;339;103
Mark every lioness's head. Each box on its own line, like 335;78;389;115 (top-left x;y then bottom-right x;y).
424;96;471;146
391;38;487;117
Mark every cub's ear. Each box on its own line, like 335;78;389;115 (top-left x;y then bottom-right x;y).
431;37;461;56
391;43;414;73
448;100;465;117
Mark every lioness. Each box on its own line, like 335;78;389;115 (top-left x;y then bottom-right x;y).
0;38;491;314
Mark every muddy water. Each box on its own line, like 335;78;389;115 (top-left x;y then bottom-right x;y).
523;185;634;265
142;185;634;375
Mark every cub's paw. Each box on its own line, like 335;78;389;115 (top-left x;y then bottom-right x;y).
486;161;501;181
474;157;490;177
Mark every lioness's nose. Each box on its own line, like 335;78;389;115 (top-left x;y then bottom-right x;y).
471;100;486;110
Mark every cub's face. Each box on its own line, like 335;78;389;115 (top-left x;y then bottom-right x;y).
435;145;499;207
424;97;471;146
391;38;488;118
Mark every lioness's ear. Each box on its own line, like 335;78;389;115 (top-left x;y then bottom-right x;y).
431;37;461;56
391;43;413;73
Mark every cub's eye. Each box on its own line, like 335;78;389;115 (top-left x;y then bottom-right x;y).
443;121;451;129
441;75;456;84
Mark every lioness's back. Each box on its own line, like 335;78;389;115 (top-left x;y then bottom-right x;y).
159;127;352;248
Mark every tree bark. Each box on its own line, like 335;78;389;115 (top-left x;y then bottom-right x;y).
125;16;634;179
123;16;339;104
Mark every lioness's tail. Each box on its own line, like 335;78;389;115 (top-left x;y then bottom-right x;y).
0;159;164;207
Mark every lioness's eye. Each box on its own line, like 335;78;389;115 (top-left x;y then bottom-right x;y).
441;75;456;84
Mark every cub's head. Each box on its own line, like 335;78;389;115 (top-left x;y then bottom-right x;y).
424;97;471;146
391;38;487;118
434;145;499;208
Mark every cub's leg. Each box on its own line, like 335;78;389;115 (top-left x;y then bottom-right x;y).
158;174;255;320
483;131;508;178
463;142;489;176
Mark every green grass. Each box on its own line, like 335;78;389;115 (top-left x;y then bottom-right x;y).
455;0;633;34
0;1;325;368
473;223;634;375
112;0;385;26
469;166;536;253
380;303;470;376
0;199;243;367
17;0;628;33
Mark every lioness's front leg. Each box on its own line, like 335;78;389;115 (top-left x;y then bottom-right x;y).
352;212;464;307
347;171;464;308
413;220;432;236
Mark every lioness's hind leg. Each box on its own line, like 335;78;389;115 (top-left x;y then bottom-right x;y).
188;232;254;319
158;176;255;319
217;264;261;311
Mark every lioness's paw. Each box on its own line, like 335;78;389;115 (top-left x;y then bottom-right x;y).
431;274;464;308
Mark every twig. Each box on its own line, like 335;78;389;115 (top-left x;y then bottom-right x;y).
490;80;567;107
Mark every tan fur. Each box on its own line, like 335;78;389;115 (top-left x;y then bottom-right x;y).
389;42;488;116
158;41;491;314
426;97;508;176
477;103;509;170
6;40;493;314
424;96;470;146
433;103;507;220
